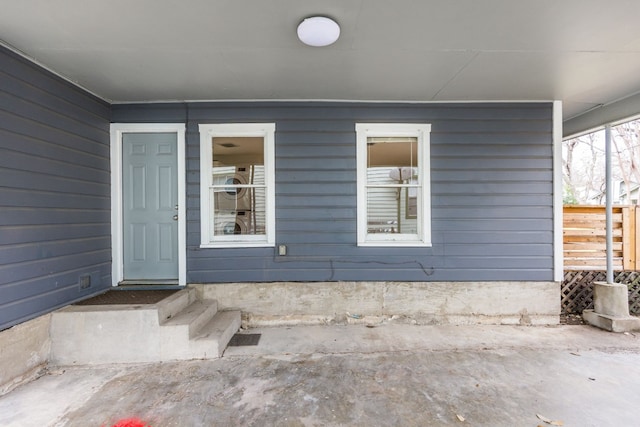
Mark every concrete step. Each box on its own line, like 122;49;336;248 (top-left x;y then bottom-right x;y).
50;288;240;365
161;300;218;338
156;287;197;323
191;311;242;358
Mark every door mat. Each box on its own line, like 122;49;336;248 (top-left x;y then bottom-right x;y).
228;333;262;346
74;290;179;305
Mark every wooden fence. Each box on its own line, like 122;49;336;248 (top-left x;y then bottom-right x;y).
562;205;640;315
563;205;640;270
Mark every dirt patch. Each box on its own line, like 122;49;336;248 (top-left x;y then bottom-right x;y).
560;313;586;325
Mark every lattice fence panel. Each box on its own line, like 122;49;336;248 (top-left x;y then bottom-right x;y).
562;271;640;315
629;280;640;314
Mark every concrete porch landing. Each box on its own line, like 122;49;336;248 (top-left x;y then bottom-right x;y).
50;288;241;365
2;324;640;427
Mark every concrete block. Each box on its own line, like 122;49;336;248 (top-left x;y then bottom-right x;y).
0;315;51;395
593;282;630;317
583;309;640;333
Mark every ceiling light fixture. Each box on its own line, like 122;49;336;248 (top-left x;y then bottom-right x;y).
297;16;340;47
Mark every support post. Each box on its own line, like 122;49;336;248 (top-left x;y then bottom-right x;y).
605;124;613;283
584;124;640;332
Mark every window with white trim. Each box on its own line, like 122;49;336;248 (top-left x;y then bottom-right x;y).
356;123;431;246
199;123;275;247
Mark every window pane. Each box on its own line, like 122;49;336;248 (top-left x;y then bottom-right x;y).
212;165;266;190
366;186;398;233
366;187;417;234
213;187;266;236
367;137;418;184
366;137;419;236
211;164;265;236
212;137;265;185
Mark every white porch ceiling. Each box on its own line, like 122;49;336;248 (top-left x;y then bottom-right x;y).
3;0;640;122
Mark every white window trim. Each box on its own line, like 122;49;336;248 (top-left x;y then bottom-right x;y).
110;123;187;286
355;123;432;247
198;123;276;248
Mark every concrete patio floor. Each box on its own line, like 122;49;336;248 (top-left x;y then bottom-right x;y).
2;324;640;427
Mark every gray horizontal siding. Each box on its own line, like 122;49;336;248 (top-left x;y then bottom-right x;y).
0;46;111;331
112;101;554;283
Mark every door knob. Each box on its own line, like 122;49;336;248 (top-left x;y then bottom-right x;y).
173;215;178;221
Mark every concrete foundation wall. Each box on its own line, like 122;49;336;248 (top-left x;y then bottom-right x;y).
195;281;560;327
0;314;51;395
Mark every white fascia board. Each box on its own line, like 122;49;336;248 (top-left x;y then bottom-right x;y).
552;101;564;282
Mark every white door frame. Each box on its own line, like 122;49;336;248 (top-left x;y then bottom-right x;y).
110;123;187;287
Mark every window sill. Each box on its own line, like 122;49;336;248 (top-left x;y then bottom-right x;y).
357;241;432;247
200;242;275;249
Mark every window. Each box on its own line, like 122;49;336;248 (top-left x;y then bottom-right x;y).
199;123;275;247
356;123;431;246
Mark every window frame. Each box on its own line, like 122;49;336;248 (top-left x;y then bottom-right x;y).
199;123;276;248
355;123;432;247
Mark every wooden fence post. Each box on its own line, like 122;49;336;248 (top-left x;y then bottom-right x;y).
622;205;638;270
635;206;640;270
623;206;631;270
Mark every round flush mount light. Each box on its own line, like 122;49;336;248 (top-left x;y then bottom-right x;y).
297;16;340;47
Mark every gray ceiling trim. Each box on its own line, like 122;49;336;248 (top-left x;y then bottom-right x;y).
111;99;555;105
563;91;640;138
